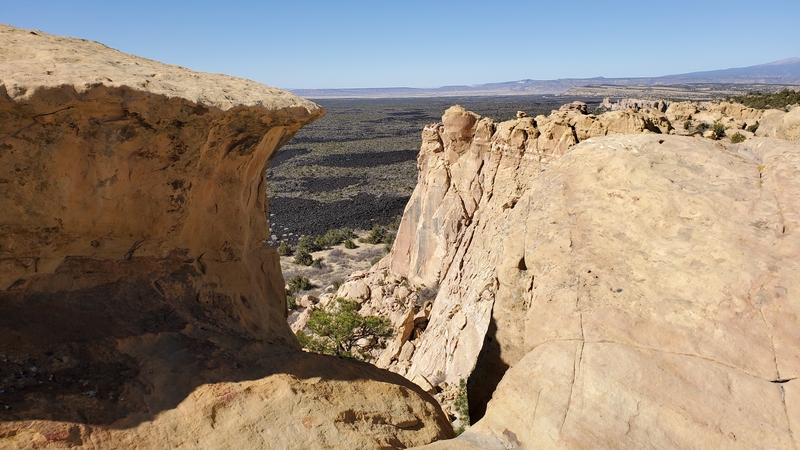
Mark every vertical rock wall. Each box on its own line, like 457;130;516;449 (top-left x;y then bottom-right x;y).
347;103;800;448
0;84;311;345
387;105;675;390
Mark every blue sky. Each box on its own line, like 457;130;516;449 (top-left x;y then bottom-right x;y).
3;1;799;89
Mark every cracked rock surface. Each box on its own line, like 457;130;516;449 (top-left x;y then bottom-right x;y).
447;134;800;449
366;105;800;448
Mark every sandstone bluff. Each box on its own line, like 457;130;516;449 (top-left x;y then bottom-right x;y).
318;102;800;448
0;25;453;449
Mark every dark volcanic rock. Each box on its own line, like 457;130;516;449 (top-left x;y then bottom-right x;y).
269;193;408;242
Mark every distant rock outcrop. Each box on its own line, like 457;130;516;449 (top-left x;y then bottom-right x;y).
757;106;800;141
600;97;669;112
327;102;800;447
0;24;452;449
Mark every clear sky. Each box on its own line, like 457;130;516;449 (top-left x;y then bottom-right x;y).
3;0;799;89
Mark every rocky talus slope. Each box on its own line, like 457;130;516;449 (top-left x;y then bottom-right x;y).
0;24;453;449
324;102;800;448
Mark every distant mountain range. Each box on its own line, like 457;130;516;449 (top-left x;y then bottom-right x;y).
291;58;800;99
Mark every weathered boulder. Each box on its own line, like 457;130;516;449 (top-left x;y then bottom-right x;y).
288;306;314;333
757;106;800;141
339;279;371;303
707;100;763;121
558;101;587;114
0;24;452;449
665;101;698;122
399;341;416;361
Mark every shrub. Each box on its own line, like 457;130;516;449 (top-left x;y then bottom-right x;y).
297;228;358;253
286;294;297;310
296;298;393;360
288;275;312;293
319;228;356;247
730;89;800;110
295;328;314;348
683;120;692;130
359;223;397;247
297;235;322;254
747;122;759;133
344;239;357;249
294;250;313;266
454;379;470;436
277;241;293;256
326;249;346;264
387;215;402;231
311;258;323;269
696;122;709;132
730;132;746;143
713;122;726;138
360;224;387;244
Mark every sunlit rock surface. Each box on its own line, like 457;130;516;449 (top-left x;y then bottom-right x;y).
339;102;800;448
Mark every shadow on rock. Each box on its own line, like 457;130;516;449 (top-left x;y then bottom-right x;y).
0;254;442;431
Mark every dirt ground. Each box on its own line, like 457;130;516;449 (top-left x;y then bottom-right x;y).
278;232;387;299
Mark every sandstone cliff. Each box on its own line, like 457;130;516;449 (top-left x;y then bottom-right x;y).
0;24;452;449
326;103;800;448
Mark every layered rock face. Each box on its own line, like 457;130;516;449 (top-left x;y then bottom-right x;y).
0;25;452;449
333;103;800;448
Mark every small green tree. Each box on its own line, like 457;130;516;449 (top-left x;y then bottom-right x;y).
297;235;322;254
288;275;312;293
319;228;356;247
296;298;393;360
454;379;470;436
294;250;313;266
359;224;397;246
713;122;726;139
382;230;395;247
360;224;387;244
730;132;746;143
277;241;293;256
